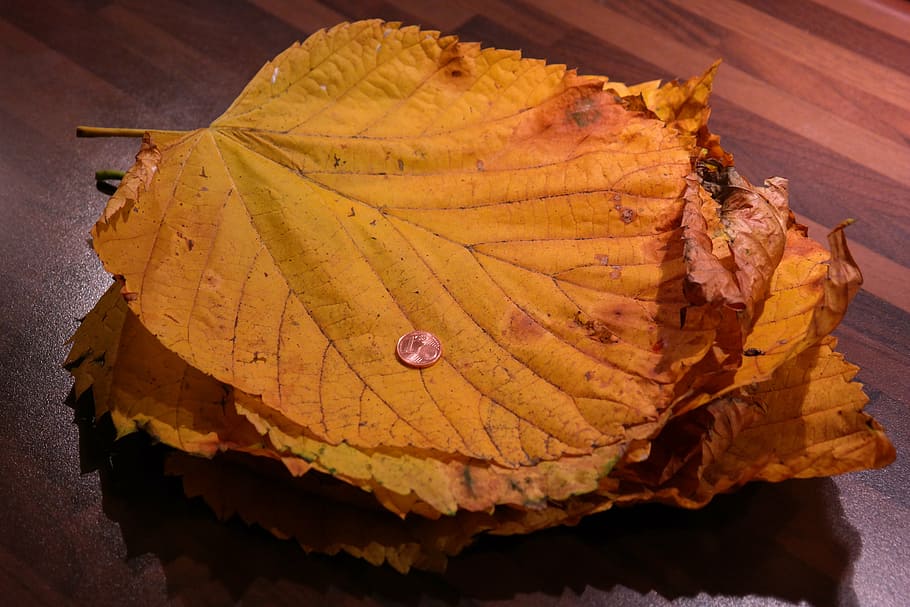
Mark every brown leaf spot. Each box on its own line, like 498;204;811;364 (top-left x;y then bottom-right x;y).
567;96;600;128
175;230;194;252
594;254;610;266
610;266;623;280
506;309;545;341
573;311;616;344
503;85;626;165
617;206;637;223
203;269;222;290
462;467;475;496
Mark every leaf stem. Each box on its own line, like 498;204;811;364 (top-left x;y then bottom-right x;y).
76;126;148;138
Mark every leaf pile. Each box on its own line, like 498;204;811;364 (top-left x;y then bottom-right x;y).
67;20;894;572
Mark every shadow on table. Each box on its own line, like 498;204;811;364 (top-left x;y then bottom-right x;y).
73;391;862;607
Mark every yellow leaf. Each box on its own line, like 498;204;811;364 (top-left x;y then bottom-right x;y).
717;336;895;482
67;283;267;457
70;20;895;570
71;284;626;516
234;391;624;516
605;336;895;509
672;219;865;413
90;20;730;467
643;60;719;138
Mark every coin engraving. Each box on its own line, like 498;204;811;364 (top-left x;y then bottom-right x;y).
396;330;442;368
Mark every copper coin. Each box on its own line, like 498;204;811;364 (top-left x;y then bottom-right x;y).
396;330;442;368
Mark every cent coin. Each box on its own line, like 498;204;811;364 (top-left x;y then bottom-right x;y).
396;330;442;368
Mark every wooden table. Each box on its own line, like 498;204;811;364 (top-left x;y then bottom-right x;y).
1;1;907;605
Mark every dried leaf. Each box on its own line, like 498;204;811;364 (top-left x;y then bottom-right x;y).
607;336;895;509
165;451;490;573
70;283;624;516
67;282;267;458
90;21;737;468
681;172;790;321
69;19;894;571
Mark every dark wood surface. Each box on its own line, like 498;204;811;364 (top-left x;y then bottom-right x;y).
1;1;907;605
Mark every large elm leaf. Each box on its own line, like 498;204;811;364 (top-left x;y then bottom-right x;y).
70;20;894;571
90;20;730;466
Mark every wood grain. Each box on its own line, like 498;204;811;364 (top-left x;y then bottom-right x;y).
1;1;907;606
